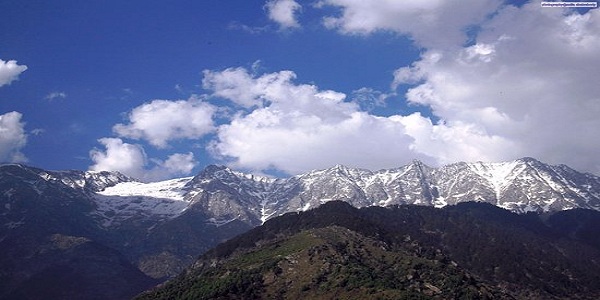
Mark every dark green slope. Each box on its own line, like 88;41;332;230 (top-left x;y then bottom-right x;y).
138;226;509;299
136;201;600;299
0;234;157;300
0;165;158;300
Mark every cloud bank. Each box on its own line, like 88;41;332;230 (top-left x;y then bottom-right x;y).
89;1;600;178
202;67;522;174
209;1;598;175
390;3;600;174
204;68;433;174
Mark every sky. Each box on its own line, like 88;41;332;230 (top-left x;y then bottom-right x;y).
1;0;599;181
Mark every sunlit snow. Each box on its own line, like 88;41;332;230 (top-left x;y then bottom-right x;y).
94;177;194;227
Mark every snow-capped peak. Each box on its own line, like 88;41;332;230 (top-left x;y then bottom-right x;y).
9;158;597;228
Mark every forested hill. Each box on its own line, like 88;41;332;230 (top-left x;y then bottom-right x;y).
137;201;600;299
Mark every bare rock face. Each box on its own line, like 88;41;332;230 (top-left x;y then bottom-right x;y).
188;157;600;223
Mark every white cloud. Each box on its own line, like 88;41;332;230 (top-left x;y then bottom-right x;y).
205;67;434;174
0;111;28;163
91;2;600;176
44;92;67;101
113;96;215;148
159;152;197;175
0;59;27;87
89;138;198;181
205;2;600;175
391;3;600;174
202;67;297;108
317;0;502;48
89;138;147;177
265;0;302;29
397;113;519;165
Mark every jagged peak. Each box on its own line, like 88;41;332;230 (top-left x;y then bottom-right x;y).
48;169;135;191
517;157;541;164
199;164;230;175
185;165;232;187
404;159;433;173
329;164;359;175
514;157;564;174
409;159;431;167
0;163;135;192
333;164;351;169
0;163;43;173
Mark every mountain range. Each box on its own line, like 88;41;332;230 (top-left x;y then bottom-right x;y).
1;157;600;299
95;157;600;228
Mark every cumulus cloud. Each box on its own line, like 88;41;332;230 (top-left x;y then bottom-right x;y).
265;0;302;29
317;0;502;48
0;111;28;163
204;67;435;174
397;114;519;165
158;152;197;175
89;1;600;176
89;138;197;181
0;59;27;87
204;2;600;175
89;138;147;177
202;67;297;108
390;2;600;174
113;97;215;148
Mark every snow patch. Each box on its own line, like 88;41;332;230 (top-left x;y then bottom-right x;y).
468;161;520;199
302;202;311;211
433;197;447;208
99;177;192;199
93;176;194;227
207;216;239;227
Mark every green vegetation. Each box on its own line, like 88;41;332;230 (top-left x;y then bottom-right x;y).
228;231;321;269
136;201;600;300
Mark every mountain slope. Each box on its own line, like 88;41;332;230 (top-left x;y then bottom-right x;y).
137;201;600;300
2;158;600;298
0;164;158;299
0;164;246;298
1;234;157;300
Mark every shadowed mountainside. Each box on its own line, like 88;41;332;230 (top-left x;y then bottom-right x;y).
137;201;600;299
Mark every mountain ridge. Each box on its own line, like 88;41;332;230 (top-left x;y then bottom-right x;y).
4;157;599;232
83;157;600;229
2;157;600;299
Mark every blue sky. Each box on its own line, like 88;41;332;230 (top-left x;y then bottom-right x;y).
1;0;599;180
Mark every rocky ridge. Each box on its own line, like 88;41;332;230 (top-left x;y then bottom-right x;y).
2;157;600;299
91;157;600;229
